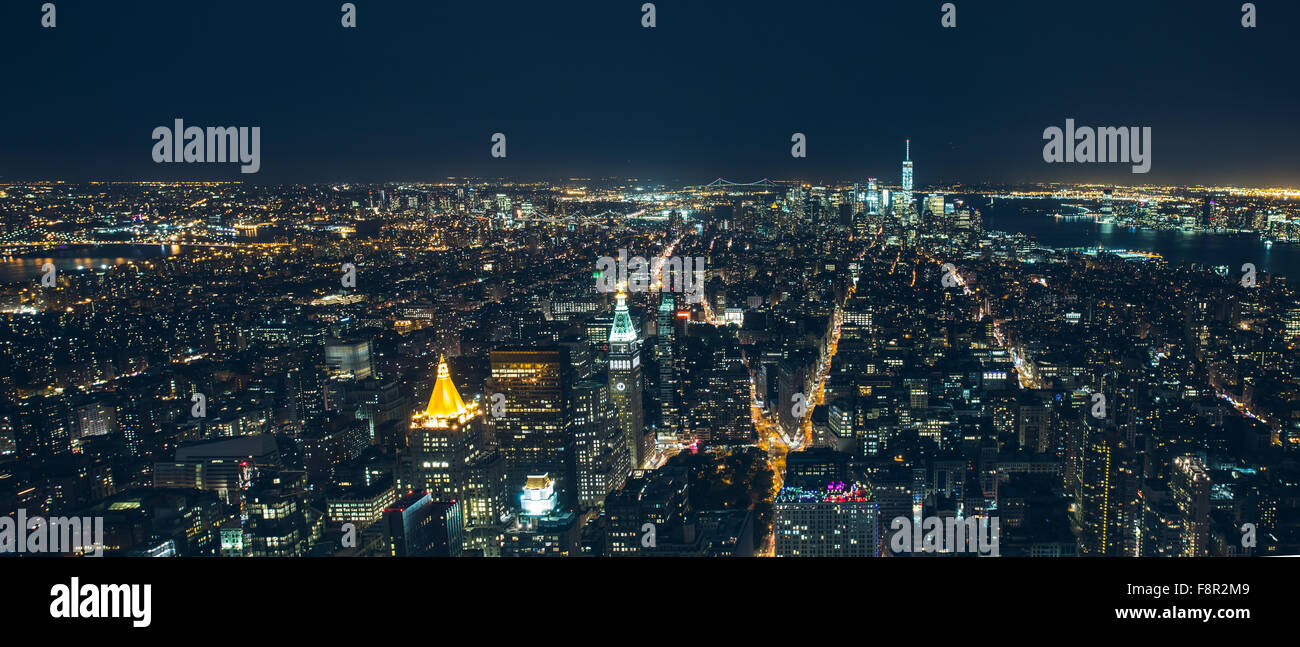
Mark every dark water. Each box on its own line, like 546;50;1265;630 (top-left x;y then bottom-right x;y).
983;201;1300;279
0;244;181;284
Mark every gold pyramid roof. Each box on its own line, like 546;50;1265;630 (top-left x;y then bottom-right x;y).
424;355;469;418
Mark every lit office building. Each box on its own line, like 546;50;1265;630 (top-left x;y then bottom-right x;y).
153;433;279;505
324;337;374;380
924;193;944;222
326;479;397;526
400;356;507;530
72;398;117;439
520;473;557;517
573;380;627;509
383;491;463;557
656;293;678;433
1078;420;1138;556
1170;455;1211;557
490;347;576;508
1284;308;1300;340
774;482;879;557
402;355;485;499
501;474;581;556
243;472;314;557
899;139;914;217
11;394;70;461
608;291;650;469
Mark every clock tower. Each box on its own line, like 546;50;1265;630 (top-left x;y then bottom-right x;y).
608;290;648;469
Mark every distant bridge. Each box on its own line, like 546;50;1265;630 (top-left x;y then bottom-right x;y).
696;178;783;189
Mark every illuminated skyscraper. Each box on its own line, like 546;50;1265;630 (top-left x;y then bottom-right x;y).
1170;455;1211;557
656;293;677;432
925;193;944;223
609;290;649;469
401;356;507;529
573;379;627;509
900;139;913;218
501;473;583;556
403;355;482;498
1078;419;1138;556
519;473;558;517
490;347;576;508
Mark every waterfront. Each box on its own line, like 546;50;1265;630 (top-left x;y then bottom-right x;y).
5;202;1300;285
0;244;182;283
983;200;1300;279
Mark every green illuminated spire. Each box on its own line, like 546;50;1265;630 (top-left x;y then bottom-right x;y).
610;290;638;343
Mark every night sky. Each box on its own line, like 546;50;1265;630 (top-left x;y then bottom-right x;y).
2;0;1296;185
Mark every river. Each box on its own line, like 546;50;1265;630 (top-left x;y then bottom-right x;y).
0;244;183;284
980;199;1299;279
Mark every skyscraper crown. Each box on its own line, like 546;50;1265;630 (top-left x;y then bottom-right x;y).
610;289;638;343
424;355;469;418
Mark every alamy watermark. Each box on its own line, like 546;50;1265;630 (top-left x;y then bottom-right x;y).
50;577;151;628
595;249;704;303
1043;119;1150;173
889;515;999;556
152;119;260;173
1;509;105;556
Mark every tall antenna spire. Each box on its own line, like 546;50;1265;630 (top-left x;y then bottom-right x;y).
906;139;910;161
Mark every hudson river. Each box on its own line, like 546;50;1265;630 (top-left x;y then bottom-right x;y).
982;199;1300;279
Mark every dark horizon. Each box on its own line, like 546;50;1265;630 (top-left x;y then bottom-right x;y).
2;0;1297;185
